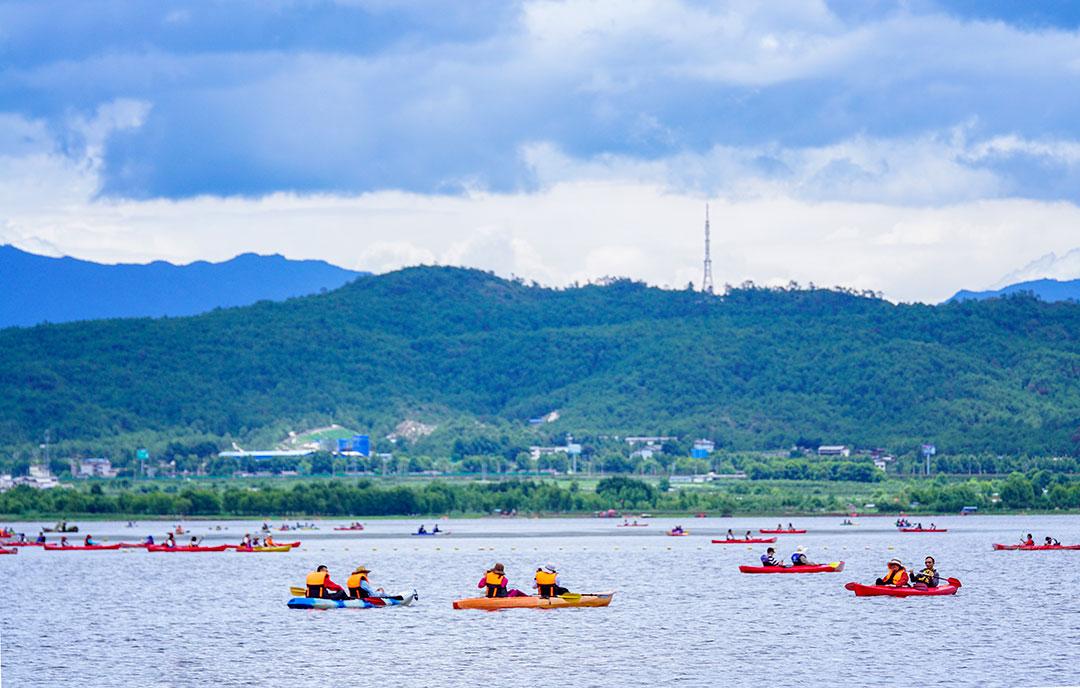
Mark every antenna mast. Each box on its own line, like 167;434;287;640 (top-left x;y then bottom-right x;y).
702;203;714;294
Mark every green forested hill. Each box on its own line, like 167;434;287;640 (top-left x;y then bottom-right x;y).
2;266;1079;458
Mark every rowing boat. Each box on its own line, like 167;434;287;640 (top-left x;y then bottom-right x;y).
452;592;615;610
288;591;417;609
739;562;844;574
711;537;776;544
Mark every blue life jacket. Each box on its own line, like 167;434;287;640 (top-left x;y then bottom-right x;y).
791;553;806;565
760;554;770;565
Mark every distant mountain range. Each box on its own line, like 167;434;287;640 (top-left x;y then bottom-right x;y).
948;278;1080;304
0;245;366;328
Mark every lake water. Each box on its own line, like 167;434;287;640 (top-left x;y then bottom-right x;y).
3;514;1079;688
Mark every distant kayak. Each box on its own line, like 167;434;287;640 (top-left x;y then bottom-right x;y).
711;537;776;544
666;530;689;536
147;544;229;552
1;542;43;547
759;529;807;534
993;543;1080;551
333;526;365;531
288;591;417;609
235;545;293;553
616;524;649;527
44;543;122;551
453;592;615;610
845;579;961;597
0;547;16;554
899;528;948;532
412;532;448;536
739;562;844;574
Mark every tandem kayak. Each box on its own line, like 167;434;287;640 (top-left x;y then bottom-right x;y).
667;530;690;536
616;524;649;527
288;591;417;610
759;529;807;534
452;592;615;610
993;543;1080;551
147;545;230;552
711;537;777;544
0;542;43;547
235;545;293;553
43;543;122;551
899;528;948;532
739;562;844;574
845;578;961;597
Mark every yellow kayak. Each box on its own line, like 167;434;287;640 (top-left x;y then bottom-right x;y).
235;545;293;553
452;592;614;610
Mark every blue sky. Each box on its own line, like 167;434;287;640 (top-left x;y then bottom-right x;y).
2;0;1080;300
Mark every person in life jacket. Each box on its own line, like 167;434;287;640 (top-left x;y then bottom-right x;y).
346;565;388;599
59;536;70;547
84;534;97;546
144;534;154;545
744;530;753;540
725;529;735;540
478;563;508;598
1044;536;1061;546
760;547;784;567
875;558;909;587
534;564;569;598
164;533;176;548
36;532;46;544
791;546;817;566
417;525;427;534
1021;533;1035;546
264;535;277;547
911;556;939;589
306;565;348;600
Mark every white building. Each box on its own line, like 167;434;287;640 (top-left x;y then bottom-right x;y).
14;464;61;489
77;458;117;478
817;445;851;457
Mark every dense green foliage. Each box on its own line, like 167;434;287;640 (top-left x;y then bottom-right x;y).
2;266;1079;465
2;473;1079;518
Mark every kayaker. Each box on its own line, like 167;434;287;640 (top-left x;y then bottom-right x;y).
433;524;441;534
1021;533;1035;546
911;556;939;589
239;534;251;549
346;565;387;599
875;558;909;587
36;532;46;544
787;523;795;531
1044;536;1061;546
144;534;155;545
306;565;349;600
672;525;685;535
929;523;937;531
534;564;568;598
60;536;70;547
791;546;818;566
479;563;509;598
188;536;200;547
84;534;98;546
760;547;785;568
164;533;177;548
776;523;783;530
744;530;753;540
726;529;735;540
417;525;427;535
264;535;277;547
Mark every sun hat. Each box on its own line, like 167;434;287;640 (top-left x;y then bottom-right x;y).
795;546;807;554
543;563;557;573
491;562;505;573
888;558;903;567
352;565;371;574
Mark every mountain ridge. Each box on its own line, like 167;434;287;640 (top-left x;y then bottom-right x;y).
949;277;1080;304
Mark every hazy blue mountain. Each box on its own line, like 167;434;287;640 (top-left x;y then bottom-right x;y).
0;245;366;328
949;278;1080;304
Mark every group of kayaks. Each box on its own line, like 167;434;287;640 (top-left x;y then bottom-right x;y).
2;539;301;552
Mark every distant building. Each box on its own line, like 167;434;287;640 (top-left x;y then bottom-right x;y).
13;464;61;490
817;445;851;457
0;474;14;492
691;439;715;459
77;458;117;478
529;444;581;461
625;436;677;445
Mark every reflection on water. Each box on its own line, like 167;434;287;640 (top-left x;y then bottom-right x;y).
3;515;1080;687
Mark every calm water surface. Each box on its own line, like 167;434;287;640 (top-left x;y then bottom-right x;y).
3;515;1079;688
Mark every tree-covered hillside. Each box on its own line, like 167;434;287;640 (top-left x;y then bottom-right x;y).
2;266;1079;459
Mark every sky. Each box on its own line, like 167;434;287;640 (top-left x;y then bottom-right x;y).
2;0;1080;302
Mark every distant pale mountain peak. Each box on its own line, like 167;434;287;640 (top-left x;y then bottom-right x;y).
0;245;366;328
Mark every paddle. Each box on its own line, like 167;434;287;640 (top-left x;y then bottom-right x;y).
557;592;582;601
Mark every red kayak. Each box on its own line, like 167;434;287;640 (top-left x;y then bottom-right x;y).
711;537;777;544
993;543;1080;551
147;544;229;552
333;526;365;531
44;543;122;551
0;547;16;555
0;542;44;547
225;541;300;549
846;578;961;597
740;562;843;574
759;529;807;534
899;528;948;532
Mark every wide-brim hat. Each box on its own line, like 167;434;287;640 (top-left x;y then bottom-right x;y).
491;562;505;573
888;558;903;567
795;546;807;554
543;564;557;573
352;565;371;574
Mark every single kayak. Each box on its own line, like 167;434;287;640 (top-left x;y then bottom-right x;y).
288;591;417;610
147;544;229;552
899;528;948;532
44;543;122;551
711;537;777;544
993;543;1080;551
453;592;615;610
759;529;807;534
739;562;844;574
845;578;961;597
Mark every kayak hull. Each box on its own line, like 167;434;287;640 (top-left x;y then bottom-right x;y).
759;529;807;534
899;528;948;532
0;547;15;554
236;545;292;552
147;545;229;552
0;542;44;547
992;543;1080;551
43;544;122;551
711;538;776;544
667;531;690;536
288;592;417;609
739;562;844;574
453;592;615;610
845;582;959;597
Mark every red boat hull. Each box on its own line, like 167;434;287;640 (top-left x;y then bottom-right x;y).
899;528;948;532
759;529;807;534
993;543;1080;551
711;538;777;544
44;544;122;551
846;580;960;597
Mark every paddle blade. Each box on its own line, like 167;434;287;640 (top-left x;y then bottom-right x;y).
830;561;845;572
558;593;582;601
947;577;962;588
289;586;306;596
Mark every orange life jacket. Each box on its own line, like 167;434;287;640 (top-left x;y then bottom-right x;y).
306;571;328;598
881;566;908;586
347;572;368;598
535;570;556;586
485;571;506;597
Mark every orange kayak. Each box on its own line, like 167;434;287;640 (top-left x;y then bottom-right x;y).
452;592;615;610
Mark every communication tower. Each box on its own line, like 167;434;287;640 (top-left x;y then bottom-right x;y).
702;203;714;293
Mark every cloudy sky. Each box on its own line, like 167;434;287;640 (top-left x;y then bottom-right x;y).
3;0;1080;301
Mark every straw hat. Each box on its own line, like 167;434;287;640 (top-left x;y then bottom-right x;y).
352;565;371;574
